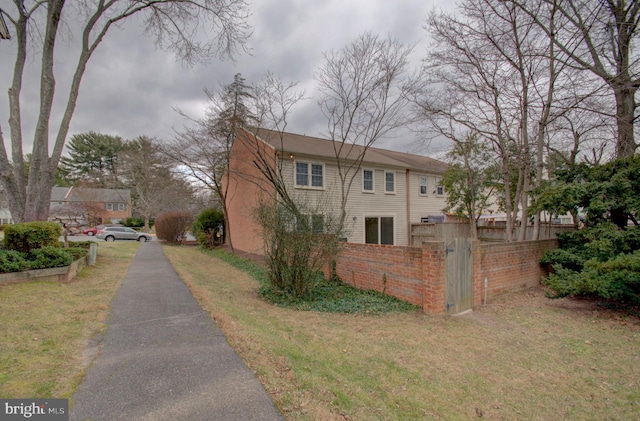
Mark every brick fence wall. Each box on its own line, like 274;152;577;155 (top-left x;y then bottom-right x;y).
333;243;424;306
474;239;558;306
332;239;557;315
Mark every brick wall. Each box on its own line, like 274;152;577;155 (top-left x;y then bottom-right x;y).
332;239;557;314
333;243;424;306
474;239;557;305
225;132;276;255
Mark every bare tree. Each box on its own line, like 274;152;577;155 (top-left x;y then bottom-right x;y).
509;0;640;159
418;2;538;240
0;0;250;223
417;0;587;241
119;136;189;232
246;73;306;214
317;32;418;231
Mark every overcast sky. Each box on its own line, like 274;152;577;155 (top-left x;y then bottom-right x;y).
0;0;454;158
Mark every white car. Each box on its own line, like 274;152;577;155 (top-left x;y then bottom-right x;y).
96;226;151;242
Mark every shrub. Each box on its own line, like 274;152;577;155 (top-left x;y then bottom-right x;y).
256;201;342;298
124;217;148;228
544;250;640;304
27;247;75;270
0;250;30;273
193;208;225;249
542;225;640;304
4;222;62;252
0;247;87;273
155;211;193;244
60;247;89;261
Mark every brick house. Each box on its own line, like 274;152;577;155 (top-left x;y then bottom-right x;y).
226;129;449;255
49;186;132;226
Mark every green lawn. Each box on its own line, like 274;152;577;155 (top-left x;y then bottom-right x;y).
0;242;139;398
2;242;638;421
164;245;640;421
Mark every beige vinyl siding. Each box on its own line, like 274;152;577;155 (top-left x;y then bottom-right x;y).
344;167;408;246
280;159;446;246
281;156;343;219
409;172;448;223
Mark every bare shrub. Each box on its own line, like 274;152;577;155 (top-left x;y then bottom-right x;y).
256;199;343;297
155;211;194;244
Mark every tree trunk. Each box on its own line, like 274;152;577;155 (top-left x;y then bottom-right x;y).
613;84;638;159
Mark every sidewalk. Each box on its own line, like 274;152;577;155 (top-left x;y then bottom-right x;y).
70;242;283;421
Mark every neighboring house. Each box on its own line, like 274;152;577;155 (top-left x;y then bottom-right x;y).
226;129;449;255
49;186;132;226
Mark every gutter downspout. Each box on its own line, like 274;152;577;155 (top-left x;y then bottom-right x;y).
406;169;411;246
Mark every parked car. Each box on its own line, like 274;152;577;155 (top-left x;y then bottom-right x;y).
83;224;122;236
96;226;151;242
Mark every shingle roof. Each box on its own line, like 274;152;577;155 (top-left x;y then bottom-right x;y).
51;187;131;203
251;129;448;174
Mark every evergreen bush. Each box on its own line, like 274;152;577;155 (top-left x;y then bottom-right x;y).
4;222;62;253
0;247;87;273
193;208;225;249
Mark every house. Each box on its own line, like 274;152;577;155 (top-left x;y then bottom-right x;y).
226;129;449;255
49;186;132;226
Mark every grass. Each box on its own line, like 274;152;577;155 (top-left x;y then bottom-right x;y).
0;242;139;398
163;245;640;421
209;248;417;314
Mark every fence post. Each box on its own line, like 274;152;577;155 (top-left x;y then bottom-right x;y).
421;241;446;315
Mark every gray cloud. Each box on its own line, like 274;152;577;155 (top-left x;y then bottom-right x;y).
0;0;452;157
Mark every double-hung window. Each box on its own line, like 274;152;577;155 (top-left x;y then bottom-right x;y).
436;178;444;196
419;176;428;195
106;203;113;211
363;169;374;192
118;203;125;211
295;162;324;189
385;171;395;193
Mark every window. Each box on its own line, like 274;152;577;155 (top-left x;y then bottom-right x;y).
106;203;113;211
311;214;324;234
295;161;323;189
436;180;444;196
296;162;308;186
311;164;323;187
118;203;125;211
363;169;374;192
364;216;394;245
419;176;428;195
296;214;324;234
385;171;395;193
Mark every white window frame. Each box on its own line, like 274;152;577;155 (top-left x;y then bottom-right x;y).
294;161;324;190
419;175;428;196
362;169;375;193
436;178;444;196
106;203;114;211
118;203;125;212
384;171;395;194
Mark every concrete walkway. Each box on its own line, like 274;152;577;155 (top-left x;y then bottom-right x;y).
70;242;283;421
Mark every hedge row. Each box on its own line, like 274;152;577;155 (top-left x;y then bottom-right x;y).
0;246;88;274
1;222;92;274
